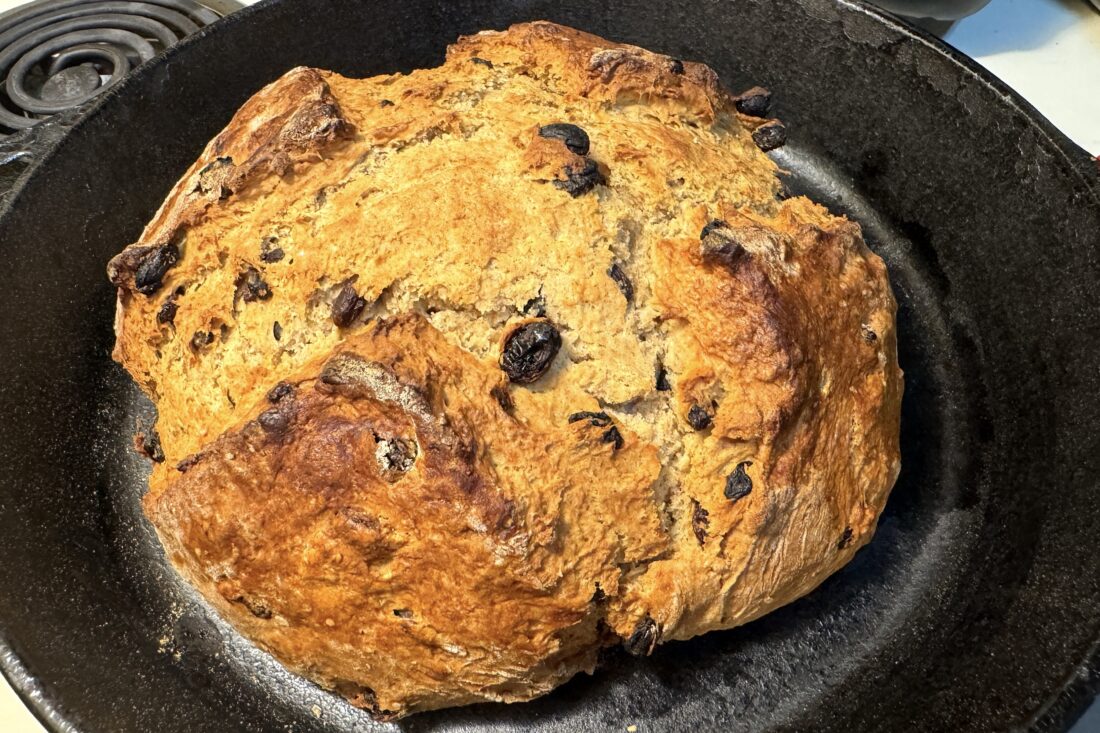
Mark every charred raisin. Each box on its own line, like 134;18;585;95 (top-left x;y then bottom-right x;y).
687;404;712;430
538;123;591;156
135;428;165;463
331;282;367;328
607;262;634;303
601;426;624;450
734;86;772;117
568;411;613;427
134;243;179;296
724;461;753;502
176;452;204;472
500;320;561;384
752;120;787;152
266;381;295;403
553;158;604;197
838;526;854;550
273;321;282;341
258;408;290;434
669;58;685;74
624;615;659;657
235;267;272;303
691;500;709;545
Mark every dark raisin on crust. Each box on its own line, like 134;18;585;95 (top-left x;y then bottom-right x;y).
500;319;562;384
724;461;754;502
266;381;295;403
470;56;494;68
568;411;613;427
668;58;685;74
134;428;165;463
655;363;671;392
189;330;214;352
624;615;659;657
752;120;787;152
273;321;282;341
700;219;748;266
375;436;417;477
734;86;772;117
601;426;624;450
490;384;514;413
258;407;290;434
687;404;713;430
538;123;591;156
553;158;604;197
235;267;273;303
260;236;285;263
379;99;394;108
590;585;607;604
331;281;367;328
176;452;204;472
838;526;854;550
134;243;180;296
861;324;878;343
691;500;709;545
607;262;634;303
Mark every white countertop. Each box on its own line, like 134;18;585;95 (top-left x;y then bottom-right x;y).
0;0;1098;730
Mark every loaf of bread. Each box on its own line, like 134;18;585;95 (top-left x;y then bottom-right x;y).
107;21;902;719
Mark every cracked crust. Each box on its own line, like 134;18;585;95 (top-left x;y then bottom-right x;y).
110;22;902;718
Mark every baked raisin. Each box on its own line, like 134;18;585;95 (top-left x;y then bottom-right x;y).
235;267;272;303
135;428;165;463
669;58;685;74
691;500;709;545
500;320;561;384
734;86;771;117
491;384;514;413
189;330;214;352
176;452;204;472
273;321;282;341
379;99;394;108
752;120;787;152
156;295;179;326
470;56;494;68
260;236;284;263
700;220;748;266
331;282;367;328
601;426;624;450
624;616;659;657
607;262;634;303
568;411;613;427
134;243;179;296
376;436;417;477
266;381;294;403
724;461;753;502
655;363;671;392
838;526;854;550
553;158;604;197
861;324;878;343
687;404;712;430
538;123;590;156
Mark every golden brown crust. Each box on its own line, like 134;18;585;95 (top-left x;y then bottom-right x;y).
111;21;901;718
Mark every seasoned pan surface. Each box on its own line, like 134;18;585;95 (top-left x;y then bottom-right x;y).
0;1;1098;731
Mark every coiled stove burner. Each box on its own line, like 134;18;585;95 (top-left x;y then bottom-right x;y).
0;0;222;134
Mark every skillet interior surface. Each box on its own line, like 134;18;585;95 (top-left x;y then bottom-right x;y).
0;0;1098;731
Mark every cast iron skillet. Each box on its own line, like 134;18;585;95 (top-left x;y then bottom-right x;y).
0;0;1098;730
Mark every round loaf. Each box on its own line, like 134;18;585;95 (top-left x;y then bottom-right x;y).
108;21;902;719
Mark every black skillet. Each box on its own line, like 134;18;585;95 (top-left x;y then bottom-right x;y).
1;0;1099;731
